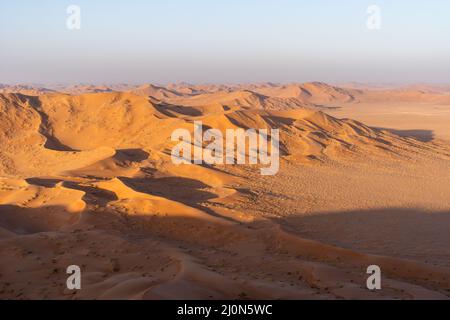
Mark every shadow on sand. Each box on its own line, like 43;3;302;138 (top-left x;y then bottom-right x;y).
273;208;450;265
374;127;435;142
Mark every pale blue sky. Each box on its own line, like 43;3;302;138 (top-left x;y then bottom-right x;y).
1;0;449;84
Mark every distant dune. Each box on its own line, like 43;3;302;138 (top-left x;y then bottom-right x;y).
1;83;450;299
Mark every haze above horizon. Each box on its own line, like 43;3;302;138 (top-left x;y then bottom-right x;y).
1;0;449;84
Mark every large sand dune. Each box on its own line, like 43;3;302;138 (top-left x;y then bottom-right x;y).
1;83;450;299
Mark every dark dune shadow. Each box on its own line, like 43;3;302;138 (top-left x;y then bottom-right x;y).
224;114;251;129
24;178;118;207
273;208;450;266
261;115;296;127
119;176;236;222
24;95;77;151
0;204;77;234
314;104;342;110
114;149;149;162
41;129;77;151
25;177;61;188
154;103;202;117
119;176;216;203
62;181;119;207
374;127;435;142
196;162;241;177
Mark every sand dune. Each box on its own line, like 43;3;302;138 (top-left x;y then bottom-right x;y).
0;83;449;299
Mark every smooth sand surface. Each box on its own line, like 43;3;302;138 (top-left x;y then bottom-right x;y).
1;83;450;299
326;102;450;142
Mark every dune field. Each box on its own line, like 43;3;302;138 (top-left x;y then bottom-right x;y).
0;82;449;299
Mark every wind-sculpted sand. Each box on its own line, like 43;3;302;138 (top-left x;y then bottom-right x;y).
1;83;450;299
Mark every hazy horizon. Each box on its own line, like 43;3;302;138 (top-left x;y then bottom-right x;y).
2;81;450;88
1;0;449;84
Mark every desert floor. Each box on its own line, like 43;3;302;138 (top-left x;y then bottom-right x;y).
327;101;450;142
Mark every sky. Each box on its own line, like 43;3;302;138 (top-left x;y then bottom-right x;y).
0;0;449;84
